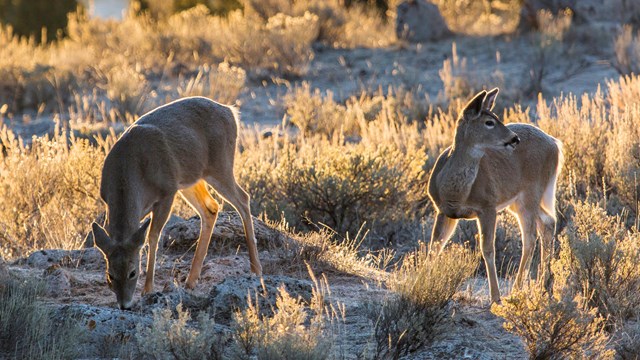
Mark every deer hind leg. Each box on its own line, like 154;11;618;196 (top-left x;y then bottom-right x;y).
143;195;175;295
512;205;538;290
207;174;262;276
180;180;220;289
477;210;500;303
431;212;459;254
537;208;556;290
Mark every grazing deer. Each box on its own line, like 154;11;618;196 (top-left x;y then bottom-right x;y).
91;97;262;310
427;88;562;303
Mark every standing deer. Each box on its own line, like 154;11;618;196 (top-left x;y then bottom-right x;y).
427;88;562;303
91;96;262;310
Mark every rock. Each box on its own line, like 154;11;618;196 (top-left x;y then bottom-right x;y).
396;0;451;43
50;303;151;359
209;275;313;324
43;265;72;298
26;248;105;270
163;211;287;250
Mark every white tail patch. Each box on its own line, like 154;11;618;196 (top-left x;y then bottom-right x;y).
541;139;563;220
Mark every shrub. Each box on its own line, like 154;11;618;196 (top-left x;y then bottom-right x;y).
368;243;477;359
491;282;613;360
232;267;341;359
136;303;228;360
432;0;520;36
525;9;572;95
614;25;640;76
0;275;83;359
276;143;424;240
552;202;640;323
177;62;246;104
244;0;395;48
0;126;108;258
99;60;149;119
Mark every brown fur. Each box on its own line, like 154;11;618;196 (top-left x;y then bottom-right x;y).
92;96;262;310
427;88;562;303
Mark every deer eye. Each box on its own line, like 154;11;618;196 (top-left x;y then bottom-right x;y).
128;270;137;279
485;120;495;128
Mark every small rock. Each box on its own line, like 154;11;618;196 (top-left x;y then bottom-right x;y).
50;303;151;359
396;0;451;43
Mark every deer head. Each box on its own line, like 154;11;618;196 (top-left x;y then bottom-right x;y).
454;88;520;154
92;218;150;310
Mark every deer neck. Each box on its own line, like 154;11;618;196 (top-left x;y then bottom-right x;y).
438;141;484;203
104;187;144;243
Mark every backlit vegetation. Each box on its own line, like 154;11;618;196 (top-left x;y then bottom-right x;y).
1;1;640;358
368;243;477;358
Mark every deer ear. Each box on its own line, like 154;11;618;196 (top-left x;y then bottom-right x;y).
483;88;499;111
92;222;114;256
130;218;151;249
462;90;487;119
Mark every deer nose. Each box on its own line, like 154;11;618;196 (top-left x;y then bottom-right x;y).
512;135;520;145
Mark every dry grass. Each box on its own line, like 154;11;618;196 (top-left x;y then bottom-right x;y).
177;62;246;104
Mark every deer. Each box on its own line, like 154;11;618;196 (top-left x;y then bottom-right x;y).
427;88;562;304
91;96;262;310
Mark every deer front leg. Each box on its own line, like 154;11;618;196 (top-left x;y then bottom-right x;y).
143;196;175;295
431;212;459;254
477;210;500;303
